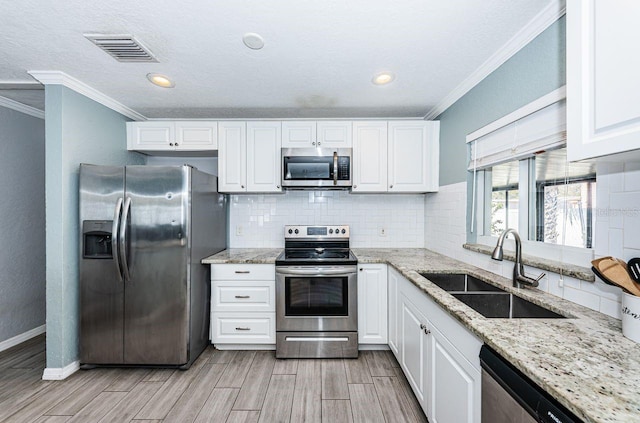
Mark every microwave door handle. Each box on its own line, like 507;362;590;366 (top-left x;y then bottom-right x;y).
111;197;124;282
333;152;338;186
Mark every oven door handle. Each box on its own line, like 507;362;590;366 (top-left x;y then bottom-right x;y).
276;267;356;276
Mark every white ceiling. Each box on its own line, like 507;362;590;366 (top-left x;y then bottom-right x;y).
0;0;558;119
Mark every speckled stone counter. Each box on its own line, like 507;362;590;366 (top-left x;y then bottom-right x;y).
352;248;640;423
201;248;282;264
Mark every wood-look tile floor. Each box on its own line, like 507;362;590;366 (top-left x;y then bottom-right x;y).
0;335;428;423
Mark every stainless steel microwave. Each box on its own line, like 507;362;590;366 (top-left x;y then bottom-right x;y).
281;148;352;189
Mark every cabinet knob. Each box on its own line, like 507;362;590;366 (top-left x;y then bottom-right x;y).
175;142;179;146
241;185;245;189
312;142;316;146
389;185;393;189
359;268;363;271
424;328;431;335
169;142;174;146
353;185;357;188
277;185;280;189
420;323;426;330
317;141;321;146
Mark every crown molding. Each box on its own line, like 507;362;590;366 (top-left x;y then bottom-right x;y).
423;0;566;120
0;95;45;119
28;71;147;121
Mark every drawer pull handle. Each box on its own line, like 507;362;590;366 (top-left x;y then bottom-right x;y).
235;295;251;299
235;271;250;274
235;327;251;331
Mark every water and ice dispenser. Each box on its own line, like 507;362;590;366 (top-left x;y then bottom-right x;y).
82;220;113;259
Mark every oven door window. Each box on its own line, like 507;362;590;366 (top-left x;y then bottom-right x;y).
283;157;333;180
285;276;348;316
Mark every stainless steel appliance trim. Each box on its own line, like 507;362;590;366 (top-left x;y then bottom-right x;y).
281;147;352;189
286;336;350;342
119;196;132;282
276;265;357;276
112;197;124;282
276;331;358;359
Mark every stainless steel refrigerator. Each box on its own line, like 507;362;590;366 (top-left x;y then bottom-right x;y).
79;164;227;368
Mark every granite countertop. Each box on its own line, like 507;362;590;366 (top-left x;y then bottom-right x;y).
203;247;640;422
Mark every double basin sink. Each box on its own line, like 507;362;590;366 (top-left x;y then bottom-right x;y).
419;273;565;319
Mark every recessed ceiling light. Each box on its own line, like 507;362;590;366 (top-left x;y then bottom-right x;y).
146;73;175;88
243;33;265;50
372;72;395;85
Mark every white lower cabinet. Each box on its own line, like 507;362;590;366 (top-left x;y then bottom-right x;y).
393;268;482;423
210;264;276;346
357;264;388;344
388;266;401;357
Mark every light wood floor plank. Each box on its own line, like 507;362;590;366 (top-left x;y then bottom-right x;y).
143;368;175;382
97;381;163;423
321;400;354;423
0;334;45;363
373;376;421;423
104;368;150;391
383;350;401;368
34;416;71;423
348;384;385;423
291;360;322;423
362;350;396;377
257;374;296;423
233;351;276;410
0;366;49;404
0;337;45;369
321;359;349;400
194;388;239;423
227;410;260;423
66;391;127;423
216;351;256;388
164;363;226;423
392;367;428;423
210;349;238;364
134;354;209;420
45;369;121;416
344;356;373;384
272;358;298;375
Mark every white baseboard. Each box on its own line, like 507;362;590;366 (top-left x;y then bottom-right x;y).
358;344;390;351
42;360;80;380
0;324;46;353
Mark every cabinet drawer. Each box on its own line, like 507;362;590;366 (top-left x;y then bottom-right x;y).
211;264;275;281
212;280;275;312
211;312;275;344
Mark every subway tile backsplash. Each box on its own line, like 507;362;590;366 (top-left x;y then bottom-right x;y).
229;191;425;248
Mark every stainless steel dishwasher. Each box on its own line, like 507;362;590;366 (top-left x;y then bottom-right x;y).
480;345;583;423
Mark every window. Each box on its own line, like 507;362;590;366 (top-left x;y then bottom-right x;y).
483;148;596;249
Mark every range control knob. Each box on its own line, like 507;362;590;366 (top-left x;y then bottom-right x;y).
329;229;334;234
288;229;293;234
341;228;346;234
294;229;299;234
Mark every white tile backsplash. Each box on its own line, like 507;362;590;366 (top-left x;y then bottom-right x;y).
229;191;425;248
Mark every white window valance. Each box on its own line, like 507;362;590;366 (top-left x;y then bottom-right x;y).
466;87;567;170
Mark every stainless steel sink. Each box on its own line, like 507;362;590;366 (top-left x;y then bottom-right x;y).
419;272;506;293
420;272;565;319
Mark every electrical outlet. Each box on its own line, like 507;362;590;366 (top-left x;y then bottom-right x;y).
379;227;387;237
236;225;243;236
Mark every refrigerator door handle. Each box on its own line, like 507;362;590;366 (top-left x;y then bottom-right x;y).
119;197;132;282
112;197;124;282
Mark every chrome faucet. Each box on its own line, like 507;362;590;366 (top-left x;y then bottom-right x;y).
491;228;545;289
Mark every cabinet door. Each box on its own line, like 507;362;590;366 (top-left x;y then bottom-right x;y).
388;121;439;192
426;324;481;423
246;122;282;192
567;1;640;161
400;294;427;404
357;264;388;344
218;122;247;192
127;122;174;151
352;121;388;192
175;121;217;150
387;266;400;358
317;121;352;147
282;121;316;147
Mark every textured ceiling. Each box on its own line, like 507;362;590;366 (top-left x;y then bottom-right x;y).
0;0;555;119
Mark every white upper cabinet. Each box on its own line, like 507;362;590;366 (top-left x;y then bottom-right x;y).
387;121;439;192
352;121;388;192
282;121;352;148
218;122;247;192
218;122;282;193
282;121;317;147
567;1;640;161
127;121;217;152
246;122;282;192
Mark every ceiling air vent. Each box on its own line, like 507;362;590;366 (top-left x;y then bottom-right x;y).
84;34;158;63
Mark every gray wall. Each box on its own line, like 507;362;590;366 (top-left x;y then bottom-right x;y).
437;17;566;186
45;86;144;369
0;106;45;344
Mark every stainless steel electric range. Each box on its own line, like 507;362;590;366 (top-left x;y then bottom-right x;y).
275;225;358;358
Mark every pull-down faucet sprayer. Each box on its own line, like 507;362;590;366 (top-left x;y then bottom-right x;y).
492;229;545;289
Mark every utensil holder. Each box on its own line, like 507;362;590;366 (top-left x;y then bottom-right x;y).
622;292;640;343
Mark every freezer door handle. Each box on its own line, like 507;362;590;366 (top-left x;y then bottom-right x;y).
119;197;132;282
112;197;124;282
